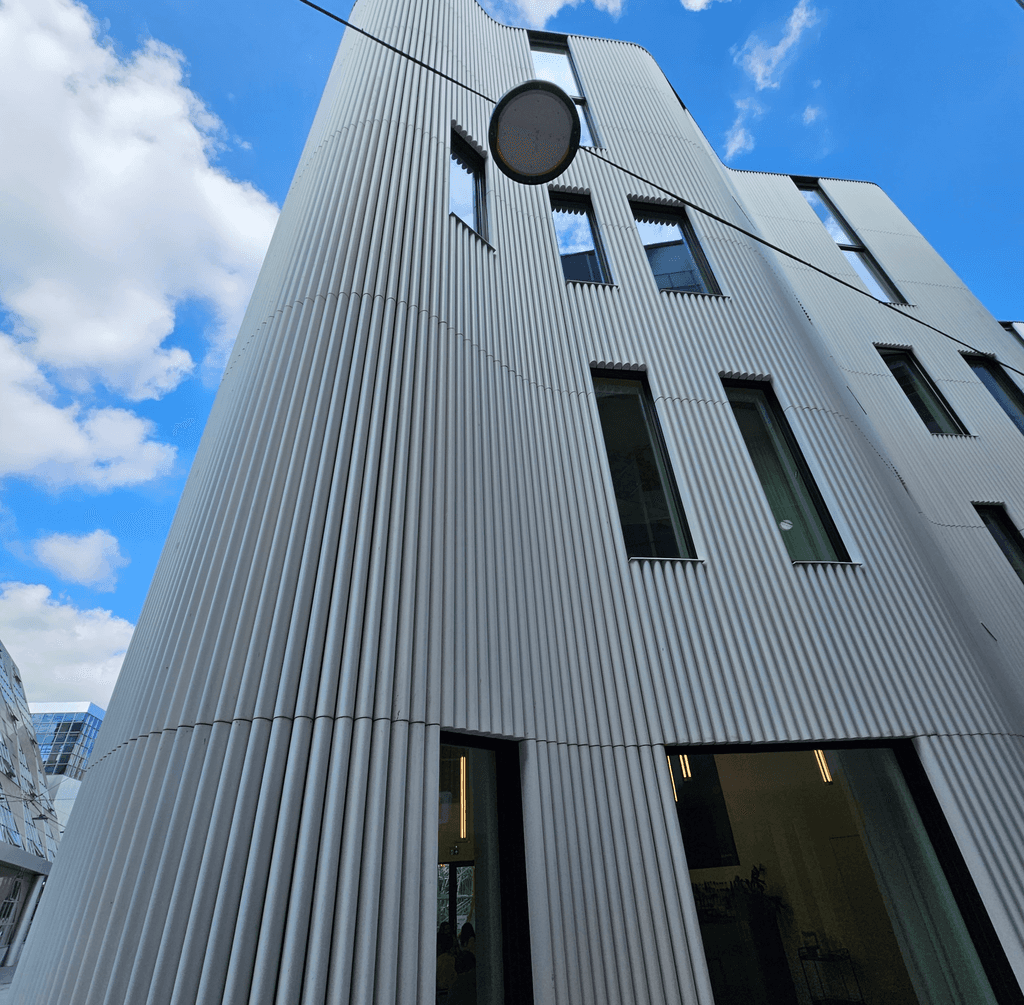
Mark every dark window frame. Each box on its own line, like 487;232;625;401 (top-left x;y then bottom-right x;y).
974;504;1024;587
631;202;720;297
449;130;487;240
591;367;696;560
963;353;1024;437
723;378;850;563
549;192;612;285
793;178;905;304
876;345;969;436
527;32;599;148
666;738;1024;1005
438;731;534;1005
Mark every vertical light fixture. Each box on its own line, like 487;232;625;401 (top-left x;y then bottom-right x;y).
666;755;679;802
813;749;833;784
459;755;467;839
679;754;691;779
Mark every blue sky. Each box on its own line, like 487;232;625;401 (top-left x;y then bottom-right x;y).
0;0;1021;704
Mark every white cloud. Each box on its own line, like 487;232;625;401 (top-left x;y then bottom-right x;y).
33;530;129;591
0;0;278;400
480;0;621;29
802;105;821;124
734;0;819;91
0;334;175;489
680;0;729;10
723;98;762;161
0;582;133;705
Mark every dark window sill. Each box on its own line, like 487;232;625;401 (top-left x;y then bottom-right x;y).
791;560;862;567
628;556;703;564
449;212;495;251
659;287;729;299
566;279;617;288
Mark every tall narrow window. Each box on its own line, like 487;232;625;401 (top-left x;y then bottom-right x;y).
529;37;597;147
437;736;533;1004
550;195;610;284
877;347;968;435
632;205;719;295
592;372;694;559
725;382;849;562
964;355;1024;436
450;132;486;239
796;180;903;303
975;505;1024;586
668;746;1009;1005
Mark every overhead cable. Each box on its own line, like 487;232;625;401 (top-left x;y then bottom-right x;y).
293;0;1023;378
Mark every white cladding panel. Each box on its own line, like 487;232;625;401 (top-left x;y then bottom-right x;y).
12;0;1024;1001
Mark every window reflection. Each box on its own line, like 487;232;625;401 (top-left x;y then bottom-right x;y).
670;747;1000;1005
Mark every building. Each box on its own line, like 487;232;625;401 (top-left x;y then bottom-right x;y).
10;0;1024;1001
29;703;105;832
0;640;59;982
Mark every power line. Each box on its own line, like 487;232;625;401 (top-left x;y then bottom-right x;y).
294;0;496;102
294;0;1023;378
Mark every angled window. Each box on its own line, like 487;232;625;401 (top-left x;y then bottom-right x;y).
796;180;903;303
632;205;719;296
964;355;1024;436
529;37;597;147
550;194;610;284
449;131;486;239
877;347;968;435
437;735;533;1003
668;746;1013;1005
975;505;1024;586
592;371;694;559
725;382;849;562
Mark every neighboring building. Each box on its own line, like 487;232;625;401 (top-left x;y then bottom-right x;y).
11;0;1024;1002
29;703;105;832
0;640;58;981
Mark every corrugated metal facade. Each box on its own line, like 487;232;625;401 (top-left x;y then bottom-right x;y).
11;0;1024;1000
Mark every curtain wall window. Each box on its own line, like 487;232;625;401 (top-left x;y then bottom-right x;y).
550;196;609;283
668;746;1007;1005
632;205;719;295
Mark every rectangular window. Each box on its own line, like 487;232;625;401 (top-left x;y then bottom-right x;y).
632;205;719;296
975;505;1024;586
725;382;849;562
592;372;694;559
437;735;533;1004
550;195;610;284
450;132;486;239
669;746;1012;1005
796;181;904;303
877;347;968;435
964;355;1024;437
529;38;597;147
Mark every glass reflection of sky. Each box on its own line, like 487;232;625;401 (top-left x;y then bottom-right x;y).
800;189;855;244
449;156;476;228
635;217;684;248
842;249;889;300
530;50;580;96
552;208;595;255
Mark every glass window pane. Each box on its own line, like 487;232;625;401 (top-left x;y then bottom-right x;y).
530;48;580;97
726;385;846;562
593;376;692;559
634;211;716;295
437;744;504;1003
879;350;966;435
800;187;857;245
575;101;594;147
672;748;1000;1005
976;506;1024;585
968;357;1024;436
551;202;606;283
450;154;477;231
843;248;892;301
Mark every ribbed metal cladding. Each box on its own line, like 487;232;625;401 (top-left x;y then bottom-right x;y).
11;0;1024;1001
